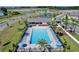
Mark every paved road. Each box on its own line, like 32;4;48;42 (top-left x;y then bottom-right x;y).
0;12;46;31
0;15;27;31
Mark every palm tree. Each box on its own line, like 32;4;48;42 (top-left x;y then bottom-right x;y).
37;39;49;52
71;19;77;33
51;17;57;30
63;15;69;29
68;19;73;32
68;17;77;33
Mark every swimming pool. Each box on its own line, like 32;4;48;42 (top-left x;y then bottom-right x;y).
30;27;51;44
18;26;63;51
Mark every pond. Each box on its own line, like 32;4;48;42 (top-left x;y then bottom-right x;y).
0;12;4;16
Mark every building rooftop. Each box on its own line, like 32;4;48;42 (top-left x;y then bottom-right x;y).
27;17;51;23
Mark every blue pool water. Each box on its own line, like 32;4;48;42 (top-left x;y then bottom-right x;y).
30;28;51;44
18;27;62;49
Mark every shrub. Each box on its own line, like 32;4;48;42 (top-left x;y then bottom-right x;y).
57;32;63;36
3;41;11;46
67;45;71;50
9;49;12;52
10;25;13;28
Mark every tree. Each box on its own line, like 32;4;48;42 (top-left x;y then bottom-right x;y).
63;15;69;29
1;7;8;16
11;11;21;15
52;17;57;29
37;39;49;52
68;17;77;33
71;19;77;33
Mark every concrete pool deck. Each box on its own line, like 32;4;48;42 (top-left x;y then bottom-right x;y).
47;29;57;48
26;28;32;45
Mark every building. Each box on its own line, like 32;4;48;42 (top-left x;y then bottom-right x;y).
27;16;51;26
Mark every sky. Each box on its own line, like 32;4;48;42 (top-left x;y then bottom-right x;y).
0;0;79;6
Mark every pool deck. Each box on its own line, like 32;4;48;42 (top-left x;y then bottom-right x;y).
25;28;32;45
47;28;57;48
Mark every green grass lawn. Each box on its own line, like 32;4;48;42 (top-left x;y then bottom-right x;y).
0;20;25;52
55;27;79;52
73;34;79;41
0;14;23;22
60;35;79;52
